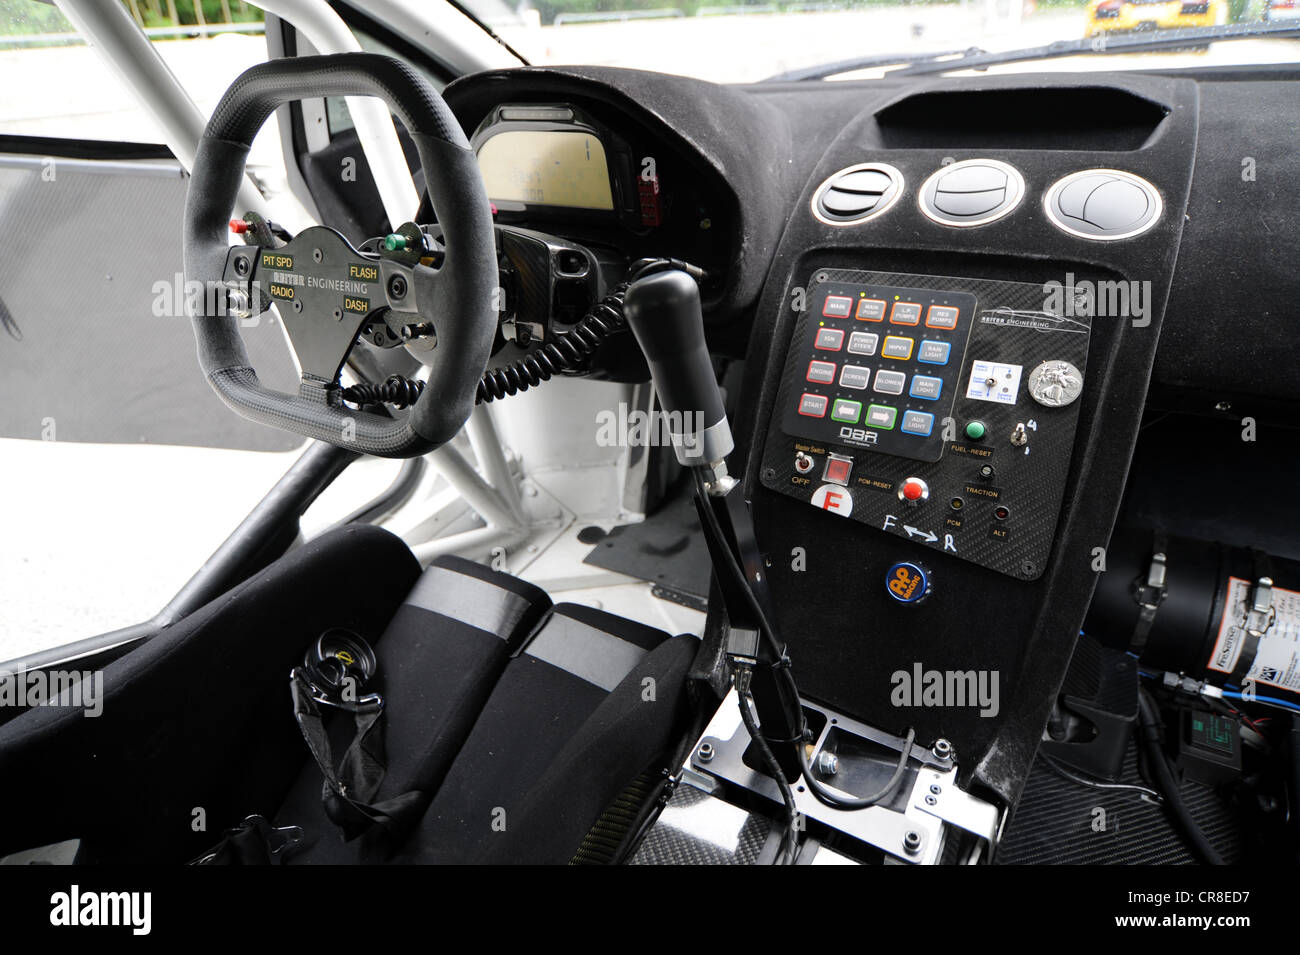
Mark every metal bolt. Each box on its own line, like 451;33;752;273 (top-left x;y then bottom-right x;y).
924;794;938;806
233;255;250;277
332;307;343;322
697;742;715;763
816;751;839;776
932;738;952;760
1021;560;1036;578
401;322;433;342
929;783;942;795
226;288;249;317
903;830;922;855
1214;400;1231;412
292;300;303;313
312;248;323;263
388;274;408;300
761;467;776;481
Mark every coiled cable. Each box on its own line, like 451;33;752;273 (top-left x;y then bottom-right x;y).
476;256;704;404
341;375;425;410
476;285;628;403
342;257;706;410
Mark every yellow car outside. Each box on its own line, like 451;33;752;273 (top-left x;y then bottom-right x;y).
1085;0;1228;37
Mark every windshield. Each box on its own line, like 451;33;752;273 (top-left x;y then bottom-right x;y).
459;0;1300;82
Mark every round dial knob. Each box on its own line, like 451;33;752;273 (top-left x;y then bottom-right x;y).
1027;360;1084;407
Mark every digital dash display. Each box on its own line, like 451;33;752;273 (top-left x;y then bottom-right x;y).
476;129;614;211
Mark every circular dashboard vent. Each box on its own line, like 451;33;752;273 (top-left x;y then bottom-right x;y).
918;158;1025;228
1043;169;1162;241
811;163;904;226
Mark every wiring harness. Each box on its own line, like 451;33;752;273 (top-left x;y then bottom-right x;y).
343;257;704;410
690;468;918;865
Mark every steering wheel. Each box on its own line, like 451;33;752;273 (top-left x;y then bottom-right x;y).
183;53;497;458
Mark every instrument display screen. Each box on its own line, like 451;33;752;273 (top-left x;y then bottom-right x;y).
477;129;614;211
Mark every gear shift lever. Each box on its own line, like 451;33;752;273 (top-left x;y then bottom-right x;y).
623;269;804;781
622;270;734;485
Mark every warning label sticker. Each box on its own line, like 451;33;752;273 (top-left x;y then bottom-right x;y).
1207;576;1300;692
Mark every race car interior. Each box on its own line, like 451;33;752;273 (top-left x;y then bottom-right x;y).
1;27;1298;868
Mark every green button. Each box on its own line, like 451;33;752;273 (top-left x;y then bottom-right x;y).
831;398;862;424
383;233;408;251
865;404;897;430
965;420;987;440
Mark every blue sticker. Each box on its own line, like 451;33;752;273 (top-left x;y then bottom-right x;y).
885;562;929;604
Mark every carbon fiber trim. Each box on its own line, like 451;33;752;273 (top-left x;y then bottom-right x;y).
630;784;772;865
209;366;426;457
759;269;1091;580
998;745;1242;865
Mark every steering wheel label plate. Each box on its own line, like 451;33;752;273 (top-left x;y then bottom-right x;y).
225;225;407;384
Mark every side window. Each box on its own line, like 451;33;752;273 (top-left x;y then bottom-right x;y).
0;0;301;450
1;1;316;660
321;29;448;136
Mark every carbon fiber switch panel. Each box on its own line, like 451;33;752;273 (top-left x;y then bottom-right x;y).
759;269;1092;580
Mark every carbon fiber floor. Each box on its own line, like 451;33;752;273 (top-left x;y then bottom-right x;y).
998;743;1243;865
630;784;773;865
635;744;1243;865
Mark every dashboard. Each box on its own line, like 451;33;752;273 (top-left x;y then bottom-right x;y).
439;62;1300;804
446;77;744;311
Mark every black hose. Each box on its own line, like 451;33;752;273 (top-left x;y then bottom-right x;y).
1288;716;1300;864
1136;688;1225;865
797;724;916;811
690;466;916;812
737;670;800;865
1040;753;1162;802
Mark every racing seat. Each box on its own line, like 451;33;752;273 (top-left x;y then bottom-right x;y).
0;525;702;865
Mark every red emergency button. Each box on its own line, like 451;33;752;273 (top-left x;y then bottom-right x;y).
899;477;930;504
823;455;852;486
229;218;251;234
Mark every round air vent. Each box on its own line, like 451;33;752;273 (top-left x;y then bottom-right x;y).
1043;169;1162;241
811;163;905;226
918;158;1025;228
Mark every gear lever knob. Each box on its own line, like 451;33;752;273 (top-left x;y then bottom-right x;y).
622;270;734;468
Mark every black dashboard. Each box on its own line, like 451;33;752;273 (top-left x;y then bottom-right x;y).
444;64;1300;402
440;63;1300;805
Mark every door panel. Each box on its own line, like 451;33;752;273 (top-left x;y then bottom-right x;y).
0;151;301;450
